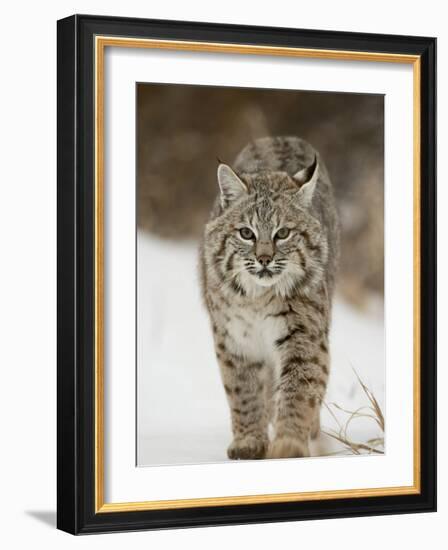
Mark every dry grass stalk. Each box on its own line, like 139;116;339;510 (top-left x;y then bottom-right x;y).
322;370;385;456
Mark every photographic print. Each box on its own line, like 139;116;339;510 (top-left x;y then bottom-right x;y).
137;84;385;466
57;15;435;533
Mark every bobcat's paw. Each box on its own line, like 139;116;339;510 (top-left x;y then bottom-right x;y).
267;436;310;459
227;436;267;460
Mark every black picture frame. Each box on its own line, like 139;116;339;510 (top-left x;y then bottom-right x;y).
57;14;436;534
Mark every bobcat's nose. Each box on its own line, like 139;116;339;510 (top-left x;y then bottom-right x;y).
257;254;273;267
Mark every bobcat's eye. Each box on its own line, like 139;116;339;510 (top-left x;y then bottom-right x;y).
239;227;255;240
275;227;290;240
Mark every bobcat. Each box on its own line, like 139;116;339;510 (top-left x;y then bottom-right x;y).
200;137;340;459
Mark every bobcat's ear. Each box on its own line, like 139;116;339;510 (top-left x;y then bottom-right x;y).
293;155;319;207
217;163;247;207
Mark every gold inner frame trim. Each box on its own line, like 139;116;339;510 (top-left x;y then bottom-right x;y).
94;35;421;513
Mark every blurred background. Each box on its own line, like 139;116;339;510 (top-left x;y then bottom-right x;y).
136;83;385;466
137;83;384;306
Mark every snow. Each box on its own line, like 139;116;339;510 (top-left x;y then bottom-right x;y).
137;231;385;466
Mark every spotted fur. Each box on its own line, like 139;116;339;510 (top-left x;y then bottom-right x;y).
200;137;340;459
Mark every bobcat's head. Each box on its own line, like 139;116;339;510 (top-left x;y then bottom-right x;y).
204;159;328;298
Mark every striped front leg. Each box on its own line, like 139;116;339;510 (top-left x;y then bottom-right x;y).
215;342;268;460
268;325;329;459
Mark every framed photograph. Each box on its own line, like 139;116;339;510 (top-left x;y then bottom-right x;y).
57;14;436;534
